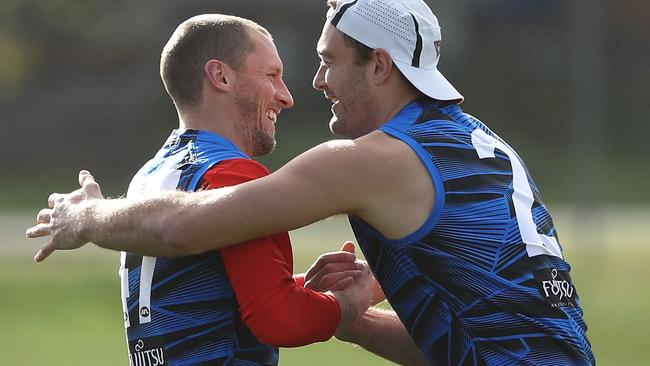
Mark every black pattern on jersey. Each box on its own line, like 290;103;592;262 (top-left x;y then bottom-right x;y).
350;101;595;365
124;252;277;365
123;129;277;365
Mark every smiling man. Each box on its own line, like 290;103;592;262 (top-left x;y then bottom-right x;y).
29;1;594;365
30;14;374;366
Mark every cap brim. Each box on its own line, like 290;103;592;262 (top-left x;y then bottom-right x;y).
394;60;464;103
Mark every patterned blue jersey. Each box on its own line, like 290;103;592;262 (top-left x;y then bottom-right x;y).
349;100;595;365
120;129;278;366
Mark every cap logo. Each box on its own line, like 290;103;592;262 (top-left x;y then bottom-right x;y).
410;13;423;68
331;0;358;27
434;40;442;60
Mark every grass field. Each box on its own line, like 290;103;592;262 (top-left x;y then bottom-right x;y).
1;208;649;365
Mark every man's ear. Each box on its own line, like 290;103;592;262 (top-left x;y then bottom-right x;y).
204;60;233;92
370;48;394;85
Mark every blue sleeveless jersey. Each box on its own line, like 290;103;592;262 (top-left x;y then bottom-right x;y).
349;100;595;365
120;129;278;366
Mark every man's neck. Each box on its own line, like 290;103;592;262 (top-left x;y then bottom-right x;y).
370;75;421;127
370;94;420;129
381;97;418;123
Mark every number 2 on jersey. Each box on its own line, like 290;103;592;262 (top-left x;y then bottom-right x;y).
471;128;563;259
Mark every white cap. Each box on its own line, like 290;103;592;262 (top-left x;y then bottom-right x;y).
327;0;463;102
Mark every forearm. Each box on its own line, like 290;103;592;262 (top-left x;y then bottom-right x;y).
81;189;215;256
81;178;339;256
221;237;340;347
72;142;377;257
242;284;340;347
337;307;428;366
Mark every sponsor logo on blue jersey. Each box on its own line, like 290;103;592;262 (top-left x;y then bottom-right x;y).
128;337;166;366
535;268;578;308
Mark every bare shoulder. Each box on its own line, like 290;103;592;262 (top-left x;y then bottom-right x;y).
290;132;413;169
355;130;422;164
358;131;436;238
284;132;415;186
283;131;435;239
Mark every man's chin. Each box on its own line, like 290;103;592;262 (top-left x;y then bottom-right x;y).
251;133;276;157
330;120;360;138
329;118;345;136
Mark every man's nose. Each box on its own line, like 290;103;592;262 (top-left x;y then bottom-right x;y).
312;64;326;91
276;78;294;108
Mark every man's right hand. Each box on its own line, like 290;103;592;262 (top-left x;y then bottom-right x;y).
305;242;386;304
331;261;374;329
304;241;366;291
25;170;104;262
304;243;376;332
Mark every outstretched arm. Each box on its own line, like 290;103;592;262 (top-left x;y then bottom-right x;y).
27;138;380;260
27;131;429;261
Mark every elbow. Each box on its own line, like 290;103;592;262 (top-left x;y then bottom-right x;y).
246;312;293;347
245;311;328;347
250;326;289;347
248;326;302;348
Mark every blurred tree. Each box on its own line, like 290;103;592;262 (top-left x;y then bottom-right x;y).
0;0;647;207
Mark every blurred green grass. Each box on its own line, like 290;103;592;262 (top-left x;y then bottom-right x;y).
1;211;649;365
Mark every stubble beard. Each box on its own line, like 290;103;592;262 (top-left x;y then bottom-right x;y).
329;71;372;139
252;128;276;156
234;90;276;157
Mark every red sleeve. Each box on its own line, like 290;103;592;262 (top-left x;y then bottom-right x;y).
293;273;306;287
201;158;341;347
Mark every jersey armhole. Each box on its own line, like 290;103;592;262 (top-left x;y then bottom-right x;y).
371;126;445;245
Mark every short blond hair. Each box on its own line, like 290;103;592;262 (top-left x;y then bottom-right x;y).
160;14;270;108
